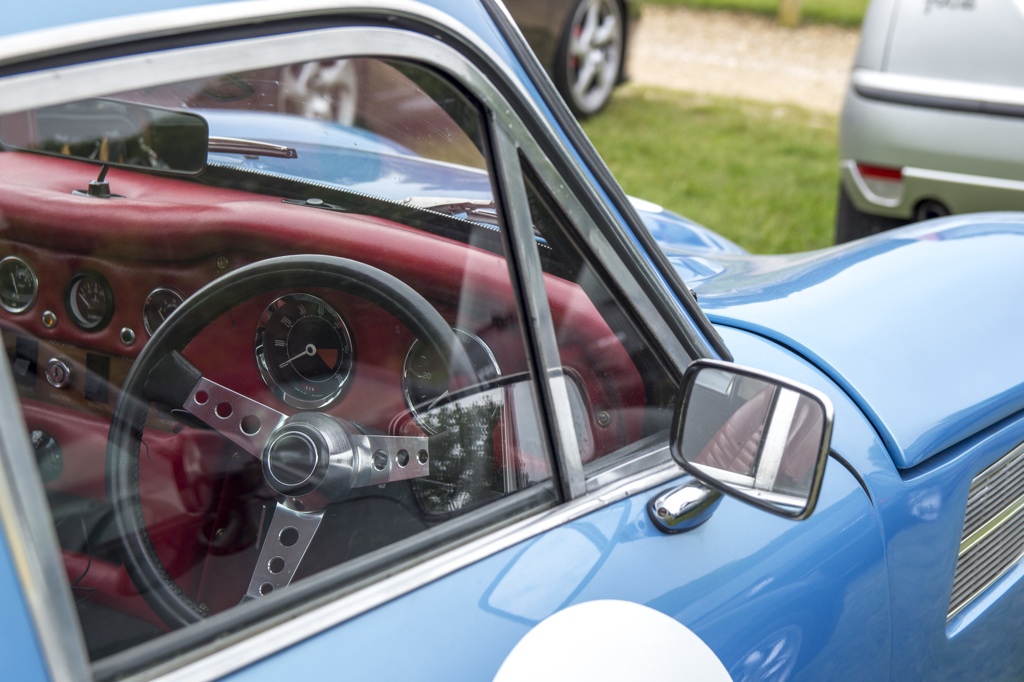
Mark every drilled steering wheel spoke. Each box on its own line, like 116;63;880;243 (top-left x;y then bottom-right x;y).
349;433;431;487
245;502;323;599
183;376;286;458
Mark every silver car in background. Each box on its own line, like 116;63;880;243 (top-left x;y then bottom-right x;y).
837;0;1024;242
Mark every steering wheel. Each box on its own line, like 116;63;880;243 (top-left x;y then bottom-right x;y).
107;255;473;629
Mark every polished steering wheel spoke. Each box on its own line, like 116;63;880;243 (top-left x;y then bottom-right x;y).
349;433;430;487
183;376;287;459
245;502;323;599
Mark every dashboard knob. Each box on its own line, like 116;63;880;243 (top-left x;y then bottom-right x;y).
30;430;62;483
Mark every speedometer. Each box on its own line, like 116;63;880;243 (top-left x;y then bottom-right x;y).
254;293;354;409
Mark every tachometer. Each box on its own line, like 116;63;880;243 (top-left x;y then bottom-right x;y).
255;293;354;409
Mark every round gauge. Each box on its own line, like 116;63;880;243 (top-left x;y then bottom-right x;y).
0;255;39;314
403;327;501;429
65;271;114;330
255;293;354;409
143;287;185;335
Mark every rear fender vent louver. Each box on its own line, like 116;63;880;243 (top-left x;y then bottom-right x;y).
949;443;1024;621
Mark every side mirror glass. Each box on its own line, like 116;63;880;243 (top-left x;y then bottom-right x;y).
1;98;209;175
670;360;834;520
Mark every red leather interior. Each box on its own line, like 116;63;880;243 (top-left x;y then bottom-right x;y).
0;150;646;621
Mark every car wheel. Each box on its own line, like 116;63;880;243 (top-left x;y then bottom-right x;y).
835;183;908;243
554;0;625;118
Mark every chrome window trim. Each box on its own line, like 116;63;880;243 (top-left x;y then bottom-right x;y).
585;434;674;492
485;102;696;380
0;351;91;680
479;0;727;363
504;139;696;376
0;4;695;471
492;127;586;500
852;69;1024;119
1;23;494;116
147;455;683;682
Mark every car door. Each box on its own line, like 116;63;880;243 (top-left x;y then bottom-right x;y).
0;3;889;680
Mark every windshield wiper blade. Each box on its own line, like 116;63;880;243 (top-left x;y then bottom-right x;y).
208;137;297;159
400;197;498;225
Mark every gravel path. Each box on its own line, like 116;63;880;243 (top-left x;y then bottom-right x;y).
626;5;861;114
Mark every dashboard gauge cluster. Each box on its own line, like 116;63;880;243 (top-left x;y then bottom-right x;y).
255;293;355;409
0;256;192;337
66;270;114;330
402;327;501;431
0;255;39;313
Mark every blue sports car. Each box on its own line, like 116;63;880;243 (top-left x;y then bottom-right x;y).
1;1;1024;680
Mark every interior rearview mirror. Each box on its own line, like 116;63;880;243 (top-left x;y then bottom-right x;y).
670;360;834;520
1;98;209;175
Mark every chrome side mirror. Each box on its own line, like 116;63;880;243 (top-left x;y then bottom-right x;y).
670;360;834;520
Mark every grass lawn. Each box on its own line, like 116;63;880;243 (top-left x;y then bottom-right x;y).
642;0;868;27
581;86;839;254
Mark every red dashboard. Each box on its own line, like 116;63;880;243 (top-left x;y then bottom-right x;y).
0;150;645;629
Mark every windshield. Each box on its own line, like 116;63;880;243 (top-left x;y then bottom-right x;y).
3;58;495;210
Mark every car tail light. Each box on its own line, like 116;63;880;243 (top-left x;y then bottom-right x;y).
856;163;903;202
856;163;902;181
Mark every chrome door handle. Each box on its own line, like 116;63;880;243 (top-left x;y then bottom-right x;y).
649;477;723;534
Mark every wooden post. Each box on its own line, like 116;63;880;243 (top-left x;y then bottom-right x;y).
778;0;802;26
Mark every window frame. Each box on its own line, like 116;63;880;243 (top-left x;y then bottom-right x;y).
0;6;714;680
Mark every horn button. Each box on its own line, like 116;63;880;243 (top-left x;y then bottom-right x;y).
257;412;430;510
265;429;326;493
261;413;356;507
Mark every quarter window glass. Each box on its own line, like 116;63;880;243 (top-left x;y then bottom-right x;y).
0;57;555;663
521;164;681;465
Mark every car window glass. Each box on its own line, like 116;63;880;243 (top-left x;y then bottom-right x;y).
519;162;681;467
0;56;558;663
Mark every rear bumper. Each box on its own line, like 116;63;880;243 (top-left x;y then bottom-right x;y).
840;159;1024;220
840;70;1024;219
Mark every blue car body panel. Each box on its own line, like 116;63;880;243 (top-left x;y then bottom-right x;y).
0;530;48;681
2;0;244;36
631;196;747;256
218;325;890;681
723;326;1024;681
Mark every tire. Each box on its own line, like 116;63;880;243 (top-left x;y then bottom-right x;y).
834;183;908;243
554;0;625;118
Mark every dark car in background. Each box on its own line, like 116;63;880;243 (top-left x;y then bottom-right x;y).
507;0;631;117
